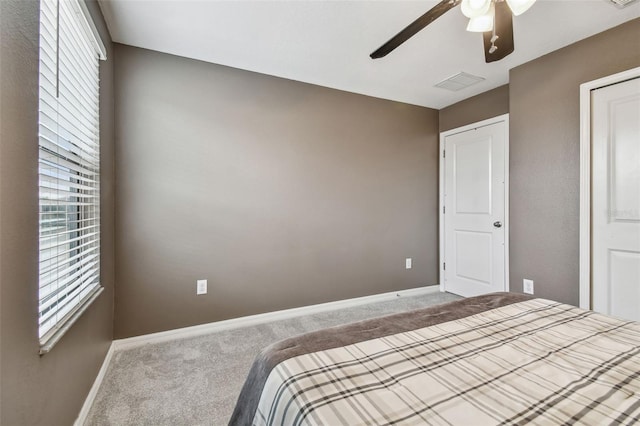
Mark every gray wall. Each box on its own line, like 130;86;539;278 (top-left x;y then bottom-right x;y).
509;18;640;304
0;1;115;424
114;45;440;338
439;85;509;132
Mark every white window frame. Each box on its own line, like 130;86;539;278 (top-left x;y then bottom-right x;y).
38;0;106;354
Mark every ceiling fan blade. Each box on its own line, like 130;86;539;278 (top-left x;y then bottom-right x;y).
370;0;461;59
483;1;514;63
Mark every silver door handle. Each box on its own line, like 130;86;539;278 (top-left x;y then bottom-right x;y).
493;221;502;228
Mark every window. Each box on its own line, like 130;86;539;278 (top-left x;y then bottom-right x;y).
38;0;106;352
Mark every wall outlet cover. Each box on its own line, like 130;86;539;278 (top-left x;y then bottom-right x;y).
523;279;534;295
197;279;207;295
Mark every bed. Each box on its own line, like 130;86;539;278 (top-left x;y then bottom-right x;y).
229;293;640;425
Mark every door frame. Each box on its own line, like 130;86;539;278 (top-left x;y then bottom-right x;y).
439;114;510;293
579;66;640;310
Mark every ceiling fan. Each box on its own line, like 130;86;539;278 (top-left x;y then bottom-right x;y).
370;0;537;63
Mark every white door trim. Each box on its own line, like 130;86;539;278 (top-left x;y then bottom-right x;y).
579;66;640;310
439;114;510;293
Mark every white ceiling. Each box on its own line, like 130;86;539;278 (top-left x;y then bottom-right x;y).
98;0;640;109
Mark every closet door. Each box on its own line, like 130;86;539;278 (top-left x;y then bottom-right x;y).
591;77;640;321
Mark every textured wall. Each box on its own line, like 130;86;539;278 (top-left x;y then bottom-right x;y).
113;45;440;338
439;85;509;132
509;18;640;305
0;1;115;424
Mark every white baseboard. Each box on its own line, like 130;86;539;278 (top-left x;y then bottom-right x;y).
74;342;115;426
113;285;441;351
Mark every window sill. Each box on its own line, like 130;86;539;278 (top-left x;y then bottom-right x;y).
39;286;104;355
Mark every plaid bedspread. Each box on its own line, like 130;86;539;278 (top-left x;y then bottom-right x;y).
252;299;640;425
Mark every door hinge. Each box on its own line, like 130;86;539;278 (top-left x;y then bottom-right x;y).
443;206;445;214
443;150;446;158
443;262;446;271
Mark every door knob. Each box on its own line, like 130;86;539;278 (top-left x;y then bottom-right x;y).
493;221;502;228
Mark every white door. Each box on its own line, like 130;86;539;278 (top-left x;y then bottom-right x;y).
592;77;640;321
442;119;507;297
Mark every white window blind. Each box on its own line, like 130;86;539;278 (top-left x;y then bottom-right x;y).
38;0;103;349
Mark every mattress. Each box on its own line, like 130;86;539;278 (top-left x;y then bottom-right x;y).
229;293;640;425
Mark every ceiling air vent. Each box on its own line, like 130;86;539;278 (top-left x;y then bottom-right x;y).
605;0;638;7
435;72;485;91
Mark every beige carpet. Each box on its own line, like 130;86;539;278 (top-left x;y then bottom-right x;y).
85;290;461;425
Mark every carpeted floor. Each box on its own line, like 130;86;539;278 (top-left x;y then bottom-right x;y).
85;290;461;425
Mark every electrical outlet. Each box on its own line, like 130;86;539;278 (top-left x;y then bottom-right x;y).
197;279;207;295
406;258;412;269
523;279;534;295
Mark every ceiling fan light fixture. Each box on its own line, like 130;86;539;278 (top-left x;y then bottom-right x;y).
466;3;494;32
505;0;536;16
461;0;492;18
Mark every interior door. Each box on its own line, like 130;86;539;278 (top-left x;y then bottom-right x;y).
443;120;507;297
592;77;640;321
